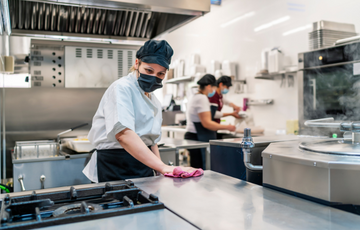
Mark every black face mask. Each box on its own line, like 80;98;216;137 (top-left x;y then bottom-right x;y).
137;71;163;93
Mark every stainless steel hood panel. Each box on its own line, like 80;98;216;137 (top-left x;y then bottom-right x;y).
9;0;209;40
29;0;210;14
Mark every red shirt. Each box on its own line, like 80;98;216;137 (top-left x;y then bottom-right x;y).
208;91;223;123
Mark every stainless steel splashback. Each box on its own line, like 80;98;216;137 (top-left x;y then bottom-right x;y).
9;0;210;41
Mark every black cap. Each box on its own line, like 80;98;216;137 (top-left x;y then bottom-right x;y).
216;75;232;87
136;40;174;69
197;74;216;86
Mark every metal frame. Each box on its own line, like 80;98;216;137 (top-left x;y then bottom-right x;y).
12;29;148;43
19;0;210;15
30;37;142;49
1;0;11;35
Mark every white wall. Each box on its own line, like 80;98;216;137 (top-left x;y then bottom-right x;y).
162;0;360;132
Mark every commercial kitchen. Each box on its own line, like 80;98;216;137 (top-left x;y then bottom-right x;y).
1;0;360;229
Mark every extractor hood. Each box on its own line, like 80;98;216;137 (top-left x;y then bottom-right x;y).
8;0;210;41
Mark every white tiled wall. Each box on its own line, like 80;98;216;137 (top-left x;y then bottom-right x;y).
162;0;360;132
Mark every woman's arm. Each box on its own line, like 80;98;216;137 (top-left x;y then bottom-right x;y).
116;128;167;173
116;129;197;174
198;111;235;131
215;110;241;119
151;144;161;159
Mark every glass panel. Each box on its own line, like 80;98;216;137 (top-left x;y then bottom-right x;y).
304;64;360;121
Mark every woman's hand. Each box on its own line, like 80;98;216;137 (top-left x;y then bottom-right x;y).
160;165;198;175
231;111;241;118
227;124;236;132
233;105;241;113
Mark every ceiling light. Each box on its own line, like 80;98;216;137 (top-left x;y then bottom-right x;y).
221;12;255;28
282;24;312;36
254;16;290;32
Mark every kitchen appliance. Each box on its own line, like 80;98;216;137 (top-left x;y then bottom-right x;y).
13;123;88;159
268;47;283;73
0;180;164;229
298;40;360;135
263;117;360;214
210;60;221;75
12;124;91;192
221;60;237;78
29;39;139;88
309;21;357;50
8;0;210;41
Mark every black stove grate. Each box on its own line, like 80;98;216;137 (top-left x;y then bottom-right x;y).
0;180;164;229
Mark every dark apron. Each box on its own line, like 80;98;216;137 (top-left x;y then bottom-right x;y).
192;105;218;168
97;148;153;182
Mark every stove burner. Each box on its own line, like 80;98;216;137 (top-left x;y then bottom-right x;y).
0;181;164;229
52;202;102;217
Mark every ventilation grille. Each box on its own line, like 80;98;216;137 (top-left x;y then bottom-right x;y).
75;48;82;58
87;49;92;58
33;50;41;55
97;49;103;59
34;70;41;75
118;50;123;78
9;0;159;38
108;50;113;59
127;51;133;71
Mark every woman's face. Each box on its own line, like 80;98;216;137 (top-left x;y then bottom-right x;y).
205;85;216;94
135;59;167;80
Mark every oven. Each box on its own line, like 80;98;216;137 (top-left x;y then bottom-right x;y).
298;41;360;135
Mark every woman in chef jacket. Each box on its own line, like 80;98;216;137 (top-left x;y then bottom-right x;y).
184;74;236;169
83;40;196;182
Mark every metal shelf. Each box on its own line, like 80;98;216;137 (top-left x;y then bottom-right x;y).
165;76;194;84
255;70;297;80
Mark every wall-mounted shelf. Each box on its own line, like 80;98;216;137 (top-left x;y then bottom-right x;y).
255;70;297;80
247;99;274;105
165;76;194;84
233;79;247;84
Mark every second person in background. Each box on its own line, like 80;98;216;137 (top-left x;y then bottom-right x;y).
209;75;242;139
184;74;236;169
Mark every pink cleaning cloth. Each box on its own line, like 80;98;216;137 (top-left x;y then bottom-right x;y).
164;167;204;178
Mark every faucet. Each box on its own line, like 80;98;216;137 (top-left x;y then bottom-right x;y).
240;128;263;171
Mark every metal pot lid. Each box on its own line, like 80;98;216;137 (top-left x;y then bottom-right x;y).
299;139;360;156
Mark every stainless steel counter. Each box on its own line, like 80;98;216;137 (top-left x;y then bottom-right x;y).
4;171;360;229
210;135;299;148
42;209;197;230
161;126;243;137
160;138;209;149
132;171;360;230
160;138;210;167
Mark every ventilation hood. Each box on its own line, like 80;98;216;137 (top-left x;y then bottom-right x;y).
8;0;210;41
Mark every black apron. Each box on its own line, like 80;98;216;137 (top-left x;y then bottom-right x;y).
192;104;218;168
97;148;153;182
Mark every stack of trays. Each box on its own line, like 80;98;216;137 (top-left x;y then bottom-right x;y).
309;21;357;50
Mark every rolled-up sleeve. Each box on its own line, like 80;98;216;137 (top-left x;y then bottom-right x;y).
223;96;231;106
214;111;223;119
104;84;135;142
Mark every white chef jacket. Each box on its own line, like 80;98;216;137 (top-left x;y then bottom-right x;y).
83;71;162;182
185;94;211;133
